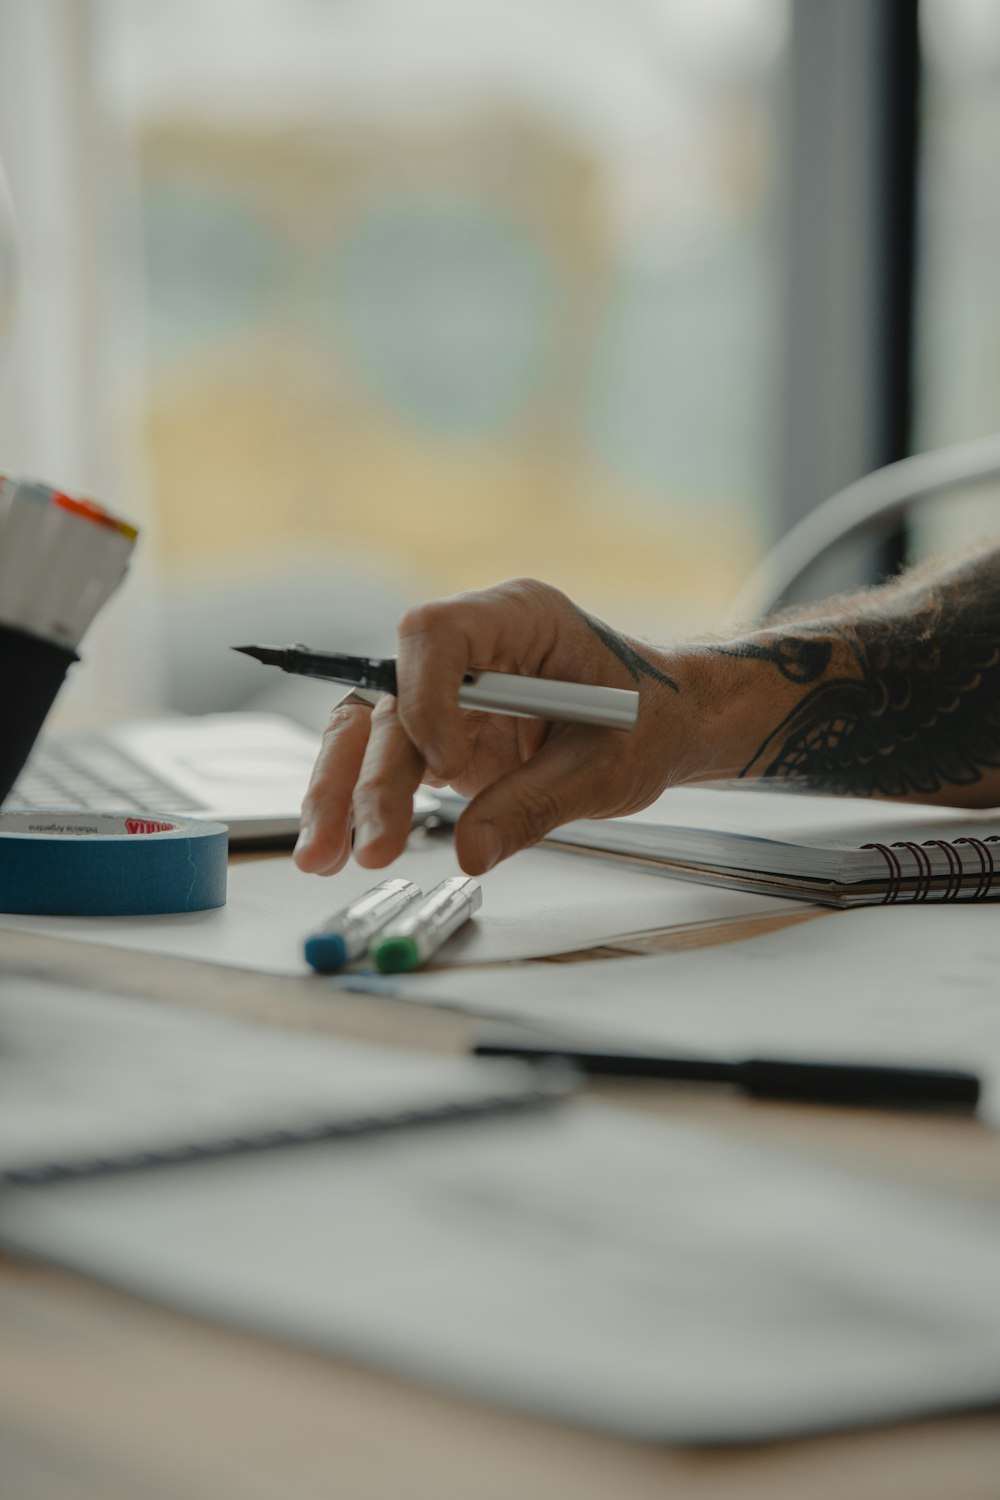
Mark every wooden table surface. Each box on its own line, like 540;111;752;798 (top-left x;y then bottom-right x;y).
2;891;999;1500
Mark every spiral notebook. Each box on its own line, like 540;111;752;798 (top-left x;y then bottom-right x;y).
544;785;1000;907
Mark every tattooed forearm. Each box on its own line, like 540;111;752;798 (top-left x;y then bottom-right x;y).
734;549;1000;797
709;634;832;684
576;607;680;692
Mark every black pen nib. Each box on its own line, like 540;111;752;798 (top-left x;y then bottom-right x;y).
232;644;285;666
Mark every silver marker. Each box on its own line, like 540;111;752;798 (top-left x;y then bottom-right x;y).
304;878;423;972
370;876;482;973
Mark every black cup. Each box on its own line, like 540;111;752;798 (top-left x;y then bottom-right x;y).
0;623;78;805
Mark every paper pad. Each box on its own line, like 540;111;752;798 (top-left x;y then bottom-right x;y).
4;1103;998;1444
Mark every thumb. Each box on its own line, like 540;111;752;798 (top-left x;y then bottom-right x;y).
454;735;612;875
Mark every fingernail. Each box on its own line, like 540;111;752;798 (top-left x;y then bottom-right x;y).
355;818;382;853
293;822;312;857
424;744;446;777
474;822;504;872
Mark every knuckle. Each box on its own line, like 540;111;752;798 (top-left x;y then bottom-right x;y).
587;744;618;780
300;784;335;824
370;694;398;725
354;766;396;801
398;600;449;641
507;783;564;844
506;576;565;610
400;578;566;650
300;765;329;809
321;701;369;744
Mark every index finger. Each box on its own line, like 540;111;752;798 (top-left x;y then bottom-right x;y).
293;699;372;874
394;581;552;780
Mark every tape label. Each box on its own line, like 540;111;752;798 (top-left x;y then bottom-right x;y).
0;812;181;838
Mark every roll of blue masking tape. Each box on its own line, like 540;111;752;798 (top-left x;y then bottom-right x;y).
0;811;228;915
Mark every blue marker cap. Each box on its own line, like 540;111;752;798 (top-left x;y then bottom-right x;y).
303;878;423;974
303;931;349;973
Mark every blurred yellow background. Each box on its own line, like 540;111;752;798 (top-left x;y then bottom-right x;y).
2;0;999;718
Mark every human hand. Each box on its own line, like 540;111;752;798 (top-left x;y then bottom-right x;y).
292;577;709;877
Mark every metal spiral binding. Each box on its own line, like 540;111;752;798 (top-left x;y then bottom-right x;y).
861;836;1000;903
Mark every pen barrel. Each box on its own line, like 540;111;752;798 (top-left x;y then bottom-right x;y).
0;622;78;806
740;1058;980;1109
289;647;398;695
459;673;639;730
472;1045;725;1082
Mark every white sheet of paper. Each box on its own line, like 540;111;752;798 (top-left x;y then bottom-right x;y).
346;903;1000;1122
5;1101;998;1443
0;838;803;973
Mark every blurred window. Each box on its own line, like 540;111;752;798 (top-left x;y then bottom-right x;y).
913;0;1000;554
104;0;788;664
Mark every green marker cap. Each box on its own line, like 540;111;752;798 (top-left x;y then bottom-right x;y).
372;934;421;973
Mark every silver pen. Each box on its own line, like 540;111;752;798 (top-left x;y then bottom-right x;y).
233;645;639;731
